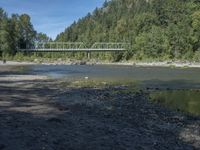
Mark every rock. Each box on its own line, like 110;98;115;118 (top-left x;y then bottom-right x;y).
80;61;86;65
166;61;172;64
146;87;150;90
3;60;6;64
0;144;5;150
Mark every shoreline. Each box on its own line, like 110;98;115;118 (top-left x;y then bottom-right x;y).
0;61;36;66
96;61;200;68
1;60;200;68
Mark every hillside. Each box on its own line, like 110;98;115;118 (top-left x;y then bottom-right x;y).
56;0;200;61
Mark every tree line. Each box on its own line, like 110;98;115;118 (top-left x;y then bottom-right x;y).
56;0;200;61
1;0;200;61
0;8;50;57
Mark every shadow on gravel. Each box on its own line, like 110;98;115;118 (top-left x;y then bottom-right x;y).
0;79;200;150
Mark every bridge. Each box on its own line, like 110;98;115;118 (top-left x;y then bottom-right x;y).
18;42;130;52
17;42;130;59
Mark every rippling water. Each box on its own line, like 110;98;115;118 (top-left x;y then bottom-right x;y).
3;64;200;115
18;65;200;87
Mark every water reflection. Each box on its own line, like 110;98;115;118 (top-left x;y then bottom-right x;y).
150;90;200;116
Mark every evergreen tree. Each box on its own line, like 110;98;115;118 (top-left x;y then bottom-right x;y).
55;0;200;61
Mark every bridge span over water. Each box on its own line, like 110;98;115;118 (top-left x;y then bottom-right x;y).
18;42;130;52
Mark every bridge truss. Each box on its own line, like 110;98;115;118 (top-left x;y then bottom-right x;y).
19;42;131;52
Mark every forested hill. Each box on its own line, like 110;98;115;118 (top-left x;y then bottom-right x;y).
56;0;200;60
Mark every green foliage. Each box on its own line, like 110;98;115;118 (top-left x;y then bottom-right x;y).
0;8;37;57
1;0;200;62
166;23;194;59
36;33;52;43
191;10;200;51
55;0;200;61
193;50;200;62
18;14;36;49
134;26;168;59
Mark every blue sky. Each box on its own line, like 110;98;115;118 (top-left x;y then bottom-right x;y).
0;0;105;39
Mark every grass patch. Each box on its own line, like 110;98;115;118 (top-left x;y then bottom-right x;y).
58;79;139;89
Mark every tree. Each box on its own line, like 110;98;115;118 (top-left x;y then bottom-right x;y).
0;19;11;55
0;8;11;56
134;26;169;59
166;23;194;59
36;33;51;43
2;0;198;61
191;11;200;51
8;14;21;55
19;14;36;49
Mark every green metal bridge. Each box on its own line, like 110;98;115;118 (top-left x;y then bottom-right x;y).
18;42;131;52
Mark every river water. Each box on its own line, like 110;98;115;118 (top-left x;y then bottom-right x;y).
4;64;200;115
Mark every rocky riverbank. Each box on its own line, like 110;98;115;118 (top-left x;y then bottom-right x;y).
1;60;200;68
0;61;35;66
0;70;200;149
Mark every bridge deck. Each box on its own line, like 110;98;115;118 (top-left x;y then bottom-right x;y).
19;48;126;52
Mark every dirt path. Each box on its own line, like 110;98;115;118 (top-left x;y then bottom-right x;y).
0;74;200;150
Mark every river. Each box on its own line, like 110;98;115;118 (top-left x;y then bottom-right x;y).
2;64;200;115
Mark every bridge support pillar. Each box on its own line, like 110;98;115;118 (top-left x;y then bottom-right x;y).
87;51;91;60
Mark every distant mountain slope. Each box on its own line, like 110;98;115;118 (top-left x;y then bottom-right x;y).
56;0;200;60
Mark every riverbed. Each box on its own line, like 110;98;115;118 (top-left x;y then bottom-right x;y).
0;64;200;149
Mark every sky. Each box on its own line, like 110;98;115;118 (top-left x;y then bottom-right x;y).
0;0;105;39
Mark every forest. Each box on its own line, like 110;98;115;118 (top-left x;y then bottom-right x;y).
0;8;50;59
56;0;200;61
1;0;200;62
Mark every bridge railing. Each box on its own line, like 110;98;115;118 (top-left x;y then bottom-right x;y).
91;42;131;50
19;42;131;51
35;42;86;50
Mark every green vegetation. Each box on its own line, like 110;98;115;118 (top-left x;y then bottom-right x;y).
1;0;200;62
0;9;35;56
56;0;200;61
150;90;200;116
0;8;50;59
57;79;138;90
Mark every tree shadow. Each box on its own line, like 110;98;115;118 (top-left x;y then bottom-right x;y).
0;79;200;150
